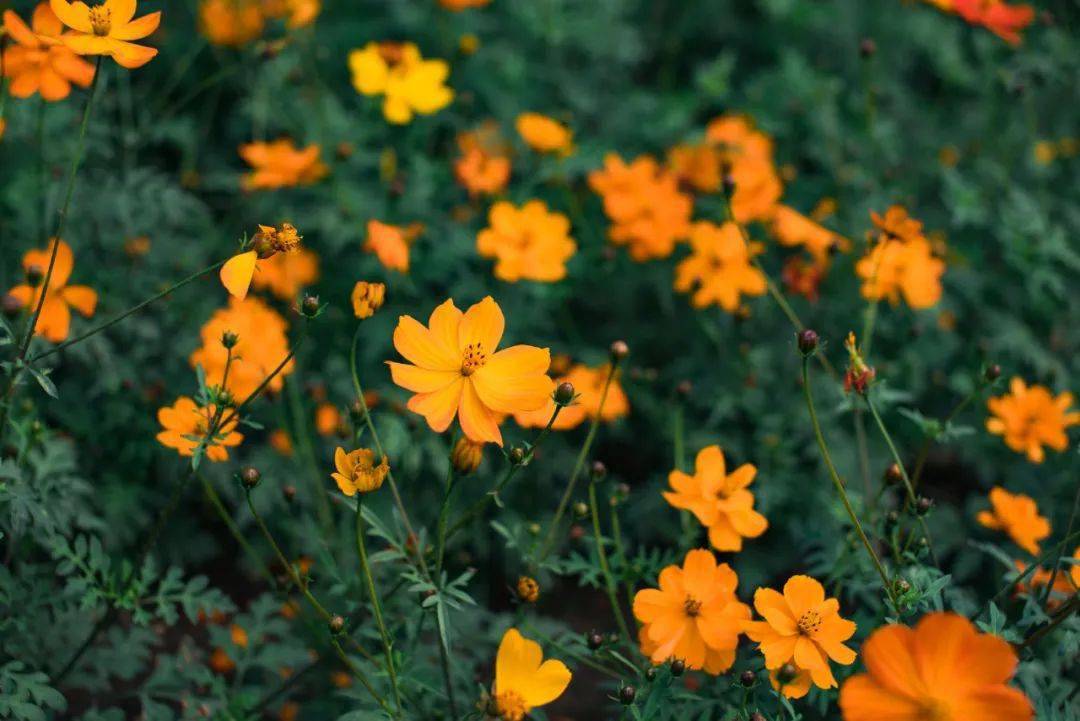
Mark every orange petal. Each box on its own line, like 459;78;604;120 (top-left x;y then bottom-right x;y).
406;378;464;433
393;313;459;371
111;10;160;41
220;251;257;299
387;362;458;394
61;285;97;317
457;380;502;445
457;295;504;354
50;0;94;33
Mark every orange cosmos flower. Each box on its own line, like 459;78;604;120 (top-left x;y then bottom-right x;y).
588;153;693;261
704;115;783;223
239;139;328;190
348;42;453;124
262;0;320;28
667;142;722;193
477;200;577;283
513;363;630;431
199;0;265;47
632;549;751;673
744;575;857;691
331;447;388;495
439;0;491;9
190;296;295;400
515;113;573;155
855;232;944;309
387;296;553;445
663;445;767;552
50;0;161;69
351;281;386;319
952;0;1034;45
220;222;304;300
364;220;421;273
490;628;571;721
156;396;243;462
976;487;1050;555
839;612;1033;721
870;205;924;242
7;239;97;343
2;3;96;101
674;221;767;313
986;378;1078;463
770;205;845;263
454;122;511;197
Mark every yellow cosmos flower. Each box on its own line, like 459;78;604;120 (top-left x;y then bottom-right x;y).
156;396;243;462
476;200;577;283
331;447;388;495
490;628;571;721
348;41;453;124
515;112;573;155
7;239;97;343
50;0;161;69
387;296;553;445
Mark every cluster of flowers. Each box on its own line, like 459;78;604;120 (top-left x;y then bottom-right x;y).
199;0;319;47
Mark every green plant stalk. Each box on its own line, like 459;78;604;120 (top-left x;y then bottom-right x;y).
285;374;334;536
434;461;457;580
520;623;623;680
245;491;390;712
864;394;940;566
435;624;459;721
609;504;636;614
589;480;633;645
1020;594;1079;649
30;259;227;362
801;357;899;612
672;400;687;472
539;361;619;562
445;403;565;541
1041;481;1080;609
977;528;1080;621
356;497;403;715
200;473;276;586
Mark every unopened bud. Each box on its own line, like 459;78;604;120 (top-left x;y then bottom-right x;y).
894;578;911;595
590;460;607;481
451;437;484;475
670;659;685;677
984;364;1001;382
240;466;261;489
515;576;539;604
587;632;604;650
797;329;819;356
609;340;630;363
1;294;22;318
645;667;657;682
554;382;576;406
740;670;756;687
282;485;296;503
777;663;798;684
300;294;320;318
573;501;589;520
328;615;345;634
221;331;239;349
915;496;933;516
884;463;902;485
508;446;526;465
619;686;636;705
859;38;877;57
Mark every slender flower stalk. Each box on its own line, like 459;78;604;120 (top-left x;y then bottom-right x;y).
801;356;899;613
588;479;633;645
355;498;403;715
1041;482;1080;609
200;473;275;586
609;502;635;613
434;458;457;579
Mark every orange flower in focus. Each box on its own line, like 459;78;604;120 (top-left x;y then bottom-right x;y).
674;221;766;313
365;220;421;273
199;0;265;47
839;612;1033;721
515;113;573;155
663;445;767;552
156;396;243;462
976;487;1050;555
986;378;1078;463
454;122;511;197
632;549;751;673
744;576;857;692
953;0;1034;45
770;205;844;263
240;139;328;190
387;296;553;445
439;0;490;9
190;296;295;399
705;115;783;223
7;239;97;343
2;4;96;101
477;201;577;282
855;222;944;310
588;153;693;261
251;248;318;300
514;363;629;431
331;447;388;495
50;0;161;69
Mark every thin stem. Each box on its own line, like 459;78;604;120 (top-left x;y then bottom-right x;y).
864;394;940;566
539;361;620;562
434;462;456;579
200;473;275;586
609;504;636;614
1019;594;1078;649
1041;481;1080;609
30;260;226;361
977;529;1080;620
284;374;333;535
589;480;633;645
802;357;899;612
435;621;459;721
356;497;403;715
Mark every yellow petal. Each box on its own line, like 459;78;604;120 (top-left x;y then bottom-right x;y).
220;251;257;299
458;295;504;354
50;0;93;33
111;10;161;41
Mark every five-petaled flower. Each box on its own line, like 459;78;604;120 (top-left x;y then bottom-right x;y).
986;377;1078;463
156;396;243;462
633;549;751;673
663;445;768;552
8;239;97;343
490;628;571;721
744;575;857;692
331;447;388;495
387;296;553;445
348;41;453;124
2;3;96;101
839;612;1033;721
50;0;162;69
976;486;1050;555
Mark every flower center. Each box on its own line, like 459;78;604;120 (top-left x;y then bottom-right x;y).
916;698;951;721
797;609;822;635
89;6;112;36
493;690;527;721
461;343;487;376
683;596;702;617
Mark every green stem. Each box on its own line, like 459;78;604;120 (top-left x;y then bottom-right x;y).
977;529;1080;621
285;374;333;536
434;460;457;580
801;357;899;612
1019;594;1079;649
589;480;633;645
609;504;635;614
539;361;620;562
356;497;403;715
864;394;940;566
30;260;227;362
1041;481;1080;609
435;620;459;721
910;386;982;490
200;473;275;586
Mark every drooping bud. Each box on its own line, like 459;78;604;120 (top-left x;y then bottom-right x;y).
1;294;22;318
451;436;484;475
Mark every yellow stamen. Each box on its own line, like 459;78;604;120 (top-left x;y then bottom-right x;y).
493;690;527;721
88;6;112;36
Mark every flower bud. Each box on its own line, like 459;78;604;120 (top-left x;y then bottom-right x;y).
240;466;261;489
351;281;386;320
721;174;736;198
554;381;576;406
221;331;239;349
450;437;484;475
609;340;630;363
1;294;22;318
645;667;657;682
587;632;604;650
884;463;902;485
573;501;590;520
508;446;526;465
777;663;798;684
676;380;692;398
25;264;44;287
893;578;911;595
590;460;607;482
328;615;345;634
859;37;877;57
515;576;539;604
670;659;685;677
915;496;933;516
527;522;541;535
740;670;756;687
613;482;630;504
885;510;899;529
797;329;819;356
984;363;1001;382
619;686;636;705
299;293;320;318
